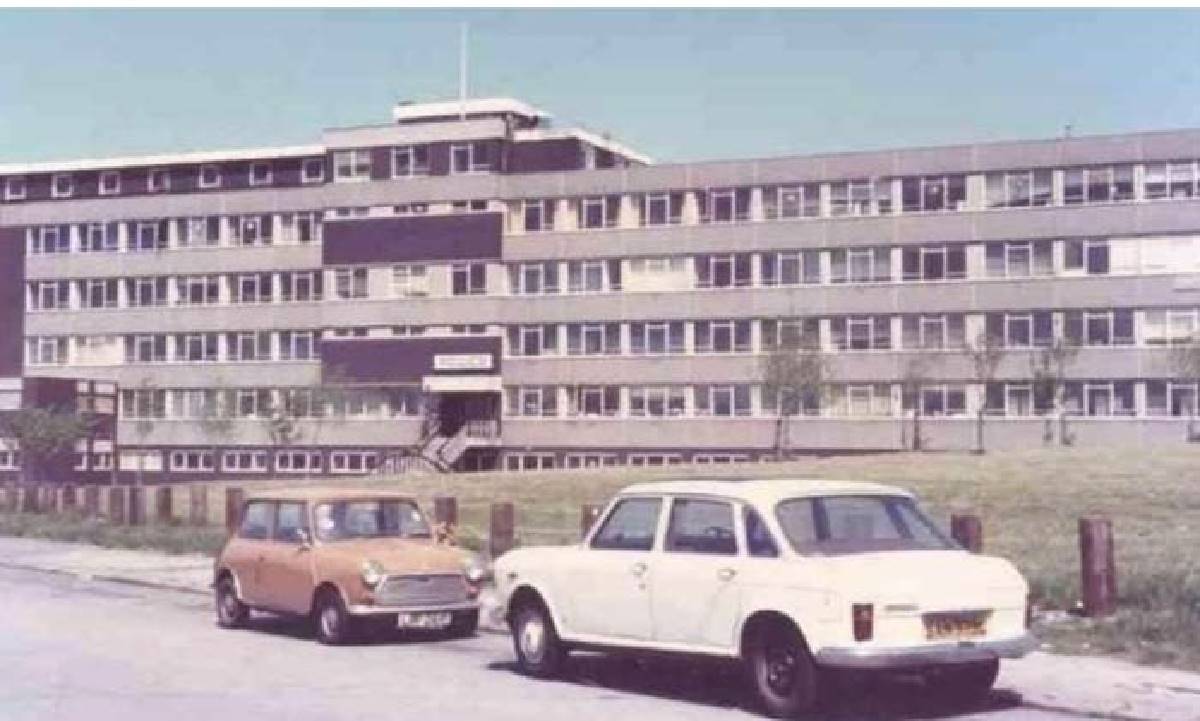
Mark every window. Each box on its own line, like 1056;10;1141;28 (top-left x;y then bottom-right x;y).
302;157;325;183
1065;165;1135;205
227;332;273;362
570;385;622;417
79;279;119;309
507;325;558;357
330;451;380;475
566;323;621;355
124;334;168;363
392;145;430;177
591;497;662;551
170;450;214;473
29;281;70;311
176;216;221;247
1064;382;1135;417
985;240;1053;278
578;195;621;229
391;264;428;297
762;250;819;286
506;386;558;417
695;384;752;416
238;502;273;539
451;142;491;173
120;388;167;418
233;273;273;304
451;263;486;296
249;161;272;186
901;385;967;416
832;384;893;417
175;333;218;362
1064;239;1110;275
276;451;323;474
699;187;751;223
29;225;70;254
900;175;966;212
628;454;684;467
566;260;615;293
510;262;559;295
79;222;118;252
522;199;556;232
98;171;120;195
280;330;318;361
665;499;736;555
744;508;780;557
4;175;27;201
830;179;878;217
229;214;273;246
1146;381;1199;417
902;314;965;350
129;220;169;251
333;149;372;181
630;321;686;355
695;254;752;288
629;386;686;417
694;320;752;353
176;275;221;306
1064;310;1135;347
334;268;369;299
198;164;221;189
763;184;820;219
51;173;74;198
985;169;1053;208
127;277;168;307
26;337;69;365
762;318;820;351
830;248;891;283
831;316;892;351
1143;309;1199;346
901;246;966;281
278;212;319;244
638;192;684;226
147;168;171;193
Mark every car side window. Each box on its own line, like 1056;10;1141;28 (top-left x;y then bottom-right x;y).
590;497;662;551
274;502;309;543
744;507;780;558
665;498;737;555
239;501;273;540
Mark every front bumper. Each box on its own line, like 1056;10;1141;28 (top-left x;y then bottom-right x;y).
815;632;1037;670
346;601;479;617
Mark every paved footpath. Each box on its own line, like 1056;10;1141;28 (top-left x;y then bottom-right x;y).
1;536;1198;721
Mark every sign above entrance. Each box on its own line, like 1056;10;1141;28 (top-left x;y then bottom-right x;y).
433;353;494;372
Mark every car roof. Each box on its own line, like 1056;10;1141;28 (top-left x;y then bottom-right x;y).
244;487;417;503
618;478;914;505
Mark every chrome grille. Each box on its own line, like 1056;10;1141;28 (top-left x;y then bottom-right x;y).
375;573;467;607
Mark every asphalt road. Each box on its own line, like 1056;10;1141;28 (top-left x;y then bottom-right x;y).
0;566;1089;721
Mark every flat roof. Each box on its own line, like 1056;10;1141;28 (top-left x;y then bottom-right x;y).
392;97;551;123
0;144;324;178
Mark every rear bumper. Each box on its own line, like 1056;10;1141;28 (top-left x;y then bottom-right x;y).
347;601;479;616
815;632;1037;670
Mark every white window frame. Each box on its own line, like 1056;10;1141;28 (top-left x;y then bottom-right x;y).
392;145;430;178
391;264;429;297
333;149;372;182
198;164;221;189
51;173;74;199
98;170;121;196
169;450;214;473
275;451;323;474
147;168;171;193
249;161;273;187
221;450;268;473
4;175;27;201
301;158;325;184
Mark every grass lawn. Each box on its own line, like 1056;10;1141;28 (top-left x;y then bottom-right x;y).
2;445;1198;670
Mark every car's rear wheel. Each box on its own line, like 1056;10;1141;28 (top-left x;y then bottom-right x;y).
930;659;999;707
511;600;565;678
745;620;820;718
313;588;354;645
445;609;479;638
214;575;248;629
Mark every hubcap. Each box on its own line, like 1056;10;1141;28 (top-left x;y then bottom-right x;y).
320;604;340;638
218;587;238;621
763;643;798;696
518;613;546;663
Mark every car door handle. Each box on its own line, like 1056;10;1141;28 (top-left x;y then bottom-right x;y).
630;562;648;577
717;568;737;581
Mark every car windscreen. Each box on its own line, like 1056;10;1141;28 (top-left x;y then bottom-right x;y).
775;495;955;555
313;500;432;542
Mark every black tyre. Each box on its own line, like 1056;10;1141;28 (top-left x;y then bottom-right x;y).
932;659;999;707
445;609;479;639
745;620;820;718
510;600;565;678
313;588;355;645
215;575;249;629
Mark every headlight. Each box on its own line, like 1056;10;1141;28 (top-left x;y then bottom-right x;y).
360;559;385;588
463;558;489;585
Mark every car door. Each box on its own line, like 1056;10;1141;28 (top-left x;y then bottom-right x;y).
258;501;316;614
560;495;663;641
650;496;744;650
226;500;275;606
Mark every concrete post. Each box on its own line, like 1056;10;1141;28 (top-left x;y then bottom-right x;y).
2;483;16;512
108;486;126;525
189;485;208;526
489;502;515;559
61;485;76;513
950;514;983;553
1079;517;1117;618
580;503;601;540
83;486;100;517
225;487;244;533
127;486;144;526
155;486;173;524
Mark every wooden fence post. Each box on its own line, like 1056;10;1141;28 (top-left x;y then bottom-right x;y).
39;485;55;513
21;485;38;513
189;485;208;526
127;486;145;526
580;503;601;540
433;495;458;537
83;486;100;517
61;485;76;513
225;487;244;532
155;486;173;524
950;514;983;554
1079;517;1117;618
489;502;515;559
2;483;15;512
108;486;126;525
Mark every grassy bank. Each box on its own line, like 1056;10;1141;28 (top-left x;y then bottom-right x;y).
3;446;1198;669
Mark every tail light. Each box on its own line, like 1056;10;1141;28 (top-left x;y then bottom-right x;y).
852;603;874;642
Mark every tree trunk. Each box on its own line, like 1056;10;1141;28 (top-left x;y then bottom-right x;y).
912;409;923;451
975;410;985;455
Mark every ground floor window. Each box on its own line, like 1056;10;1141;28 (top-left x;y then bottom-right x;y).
628;453;684;467
565;453;619;469
169;450;214;473
276;451;323;473
505;453;556;471
330;451;379;474
222;451;269;473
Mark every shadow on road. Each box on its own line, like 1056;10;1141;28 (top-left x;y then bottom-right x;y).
489;653;1025;719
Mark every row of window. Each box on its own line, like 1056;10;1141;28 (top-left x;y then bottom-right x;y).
332;141;494;182
25;213;321;255
118;386;424;421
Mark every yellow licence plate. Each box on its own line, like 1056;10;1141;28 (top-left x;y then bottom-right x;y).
923;611;989;641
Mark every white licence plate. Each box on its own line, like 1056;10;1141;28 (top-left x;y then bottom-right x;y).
397;612;452;630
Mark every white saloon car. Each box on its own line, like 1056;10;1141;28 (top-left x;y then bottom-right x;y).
495;479;1035;718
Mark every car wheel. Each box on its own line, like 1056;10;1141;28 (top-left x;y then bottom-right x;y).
511;600;565;678
313;588;354;645
745;621;820;718
932;659;999;707
445;609;479;639
215;576;248;629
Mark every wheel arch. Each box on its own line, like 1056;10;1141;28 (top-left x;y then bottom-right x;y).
310;580;349;616
738;609;812;659
505;582;566;633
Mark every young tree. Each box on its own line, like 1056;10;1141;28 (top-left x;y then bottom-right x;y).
1030;339;1080;446
0;406;93;485
127;379;159;486
1170;333;1200;441
760;344;831;461
900;353;941;452
962;332;1007;454
196;382;236;480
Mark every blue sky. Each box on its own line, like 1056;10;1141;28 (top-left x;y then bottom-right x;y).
2;9;1199;164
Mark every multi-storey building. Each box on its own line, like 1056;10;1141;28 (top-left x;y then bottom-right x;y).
2;97;1199;482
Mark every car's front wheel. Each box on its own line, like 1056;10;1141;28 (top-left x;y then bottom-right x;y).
745;620;820;718
930;659;999;707
313;588;354;645
510;600;565;678
214;575;248;629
